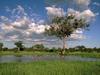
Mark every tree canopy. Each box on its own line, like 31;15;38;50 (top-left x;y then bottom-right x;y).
45;15;89;40
14;41;24;51
45;14;89;55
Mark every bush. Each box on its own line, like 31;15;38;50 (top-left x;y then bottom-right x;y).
3;47;8;51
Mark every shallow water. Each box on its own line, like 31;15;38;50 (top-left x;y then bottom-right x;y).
0;55;100;63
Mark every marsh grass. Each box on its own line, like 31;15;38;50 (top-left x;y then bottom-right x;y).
65;52;100;58
0;61;100;75
0;51;56;56
0;51;100;58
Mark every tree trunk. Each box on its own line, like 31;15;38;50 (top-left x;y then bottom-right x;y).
18;47;20;52
61;37;67;55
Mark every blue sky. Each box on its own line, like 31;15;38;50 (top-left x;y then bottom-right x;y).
0;0;100;48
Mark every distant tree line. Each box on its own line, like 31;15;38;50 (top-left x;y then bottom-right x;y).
0;41;100;53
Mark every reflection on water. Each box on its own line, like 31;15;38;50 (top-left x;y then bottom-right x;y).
0;55;100;63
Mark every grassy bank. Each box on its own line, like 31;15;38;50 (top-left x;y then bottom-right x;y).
0;51;100;58
0;51;56;56
0;61;100;75
65;52;100;58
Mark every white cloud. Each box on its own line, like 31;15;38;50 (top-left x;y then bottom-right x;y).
8;35;18;41
80;9;95;17
0;23;15;31
74;0;90;6
28;23;49;34
11;16;30;30
73;0;91;10
67;28;85;40
34;25;45;34
12;21;22;27
46;6;95;22
73;28;83;34
0;17;48;38
0;16;8;21
67;8;95;22
67;8;80;16
70;34;86;40
0;5;50;41
0;19;49;42
45;6;65;17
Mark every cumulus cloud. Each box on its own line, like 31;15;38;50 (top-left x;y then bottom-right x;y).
27;23;49;34
73;0;91;10
0;16;8;21
67;8;95;22
69;28;85;40
70;33;86;40
45;5;95;22
34;25;47;34
0;18;48;41
74;0;90;6
1;24;14;31
45;6;66;17
73;28;83;34
8;35;19;41
0;5;49;41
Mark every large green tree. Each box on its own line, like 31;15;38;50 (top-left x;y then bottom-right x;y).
45;15;89;55
14;41;24;51
32;44;45;51
0;42;3;51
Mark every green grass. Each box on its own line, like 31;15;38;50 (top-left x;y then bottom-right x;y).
0;51;100;58
65;52;100;58
0;51;56;56
0;61;100;75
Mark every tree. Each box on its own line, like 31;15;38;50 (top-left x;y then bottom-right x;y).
75;45;86;50
45;15;89;55
14;41;24;51
32;44;45;51
3;47;8;51
0;42;3;51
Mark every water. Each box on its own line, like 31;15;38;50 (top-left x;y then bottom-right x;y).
0;55;100;63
